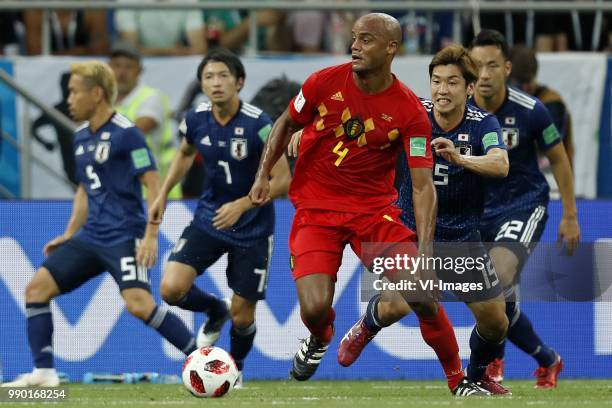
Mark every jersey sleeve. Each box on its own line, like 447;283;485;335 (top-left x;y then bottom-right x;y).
288;71;319;126
402;111;433;169
533;100;562;151
479;115;506;154
123;127;157;176
178;109;197;145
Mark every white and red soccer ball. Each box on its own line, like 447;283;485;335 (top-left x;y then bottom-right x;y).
182;346;239;398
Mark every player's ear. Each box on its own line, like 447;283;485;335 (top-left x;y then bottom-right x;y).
504;60;512;79
387;39;399;55
236;77;245;92
466;81;475;97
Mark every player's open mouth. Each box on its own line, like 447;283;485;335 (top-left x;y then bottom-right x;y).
351;55;362;61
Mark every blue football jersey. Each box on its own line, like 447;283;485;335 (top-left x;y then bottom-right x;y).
180;101;274;246
398;100;505;241
469;87;562;221
73;113;157;245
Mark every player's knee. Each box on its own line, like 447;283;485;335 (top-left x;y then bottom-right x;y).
230;300;256;328
478;311;508;341
300;300;330;325
25;272;56;303
159;280;187;305
125;295;155;321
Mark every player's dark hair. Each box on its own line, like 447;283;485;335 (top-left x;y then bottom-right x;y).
509;45;538;85
196;48;246;83
470;29;510;60
429;44;478;85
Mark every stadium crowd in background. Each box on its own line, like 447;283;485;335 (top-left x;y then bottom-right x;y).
1;3;611;56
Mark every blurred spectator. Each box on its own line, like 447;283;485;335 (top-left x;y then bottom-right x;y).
510;45;574;167
0;11;24;55
115;0;206;56
31;72;77;186
289;10;327;53
109;41;181;198
24;10;109;55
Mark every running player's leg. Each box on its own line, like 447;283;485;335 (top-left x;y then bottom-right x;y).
160;225;230;346
484;208;560;387
224;234;273;381
3;239;104;387
350;208;464;391
105;239;197;355
288;210;346;381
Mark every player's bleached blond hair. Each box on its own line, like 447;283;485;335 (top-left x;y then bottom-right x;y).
70;60;117;105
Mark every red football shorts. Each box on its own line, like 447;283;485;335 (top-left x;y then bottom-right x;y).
288;206;418;281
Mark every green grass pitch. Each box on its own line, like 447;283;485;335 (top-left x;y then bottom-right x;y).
2;380;611;407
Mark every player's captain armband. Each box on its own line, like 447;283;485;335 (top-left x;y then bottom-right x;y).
178;118;187;135
258;123;272;142
482;131;500;150
542;124;561;144
294;89;306;113
131;148;152;169
409;137;427;157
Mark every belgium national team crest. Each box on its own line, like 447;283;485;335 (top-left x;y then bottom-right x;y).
230;138;248;161
94;142;111;163
343;117;365;139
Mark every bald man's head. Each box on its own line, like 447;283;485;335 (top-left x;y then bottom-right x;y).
355;13;402;43
351;13;401;74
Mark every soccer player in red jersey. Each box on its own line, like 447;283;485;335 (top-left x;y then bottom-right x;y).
249;13;464;388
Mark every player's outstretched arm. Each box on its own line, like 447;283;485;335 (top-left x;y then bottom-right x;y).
545;142;580;254
250;108;301;206
44;184;88;256
149;139;197;225
138;170;161;268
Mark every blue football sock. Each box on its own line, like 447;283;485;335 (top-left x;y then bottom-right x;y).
230;322;256;371
363;294;383;333
173;286;225;315
467;327;505;382
146;306;196;355
507;304;556;367
26;302;54;369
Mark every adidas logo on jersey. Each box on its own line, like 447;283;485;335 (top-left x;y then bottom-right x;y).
201;135;211;146
331;91;344;101
75;145;84;156
381;113;392;122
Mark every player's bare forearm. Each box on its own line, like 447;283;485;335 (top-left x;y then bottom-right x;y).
268;154;292;199
410;168;437;255
160;139;197;198
256;109;301;180
546;143;577;218
140;170;161;238
64;185;88;237
457;148;509;178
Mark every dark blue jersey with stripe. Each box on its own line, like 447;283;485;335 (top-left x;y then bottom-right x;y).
73;112;157;246
469;87;561;222
180;101;274;246
398;100;505;242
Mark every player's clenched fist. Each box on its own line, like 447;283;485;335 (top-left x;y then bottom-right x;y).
249;176;271;207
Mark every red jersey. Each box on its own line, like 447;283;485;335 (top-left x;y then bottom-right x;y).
288;62;433;213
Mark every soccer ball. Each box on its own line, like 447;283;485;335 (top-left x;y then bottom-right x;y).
182;346;239;398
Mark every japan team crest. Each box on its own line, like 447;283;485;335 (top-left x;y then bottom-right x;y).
502;128;519;149
230;138;248;161
94;142;111;163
